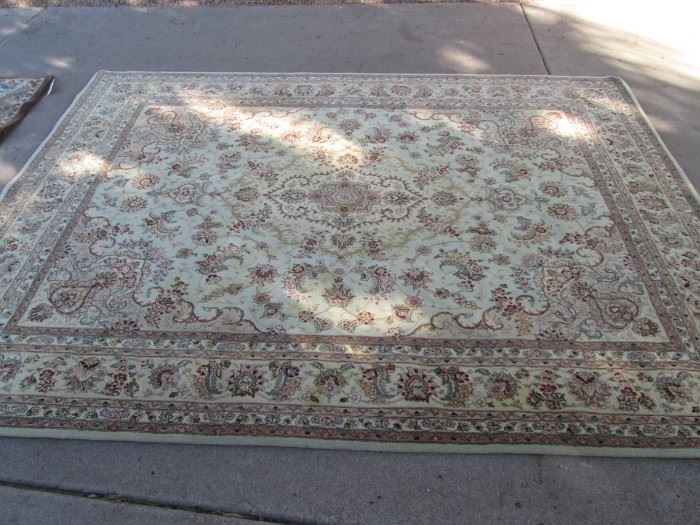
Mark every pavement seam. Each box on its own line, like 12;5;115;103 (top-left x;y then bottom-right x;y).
0;479;310;525
519;2;551;75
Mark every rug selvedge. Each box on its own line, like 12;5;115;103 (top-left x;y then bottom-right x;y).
0;72;698;450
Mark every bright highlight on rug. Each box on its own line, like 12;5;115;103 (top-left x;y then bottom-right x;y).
0;72;697;455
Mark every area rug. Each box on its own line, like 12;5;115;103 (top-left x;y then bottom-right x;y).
0;72;698;455
0;77;52;143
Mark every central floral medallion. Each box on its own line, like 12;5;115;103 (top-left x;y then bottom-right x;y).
266;167;424;231
309;172;380;215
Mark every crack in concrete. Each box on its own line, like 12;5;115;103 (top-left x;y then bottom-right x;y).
519;2;551;75
0;479;309;525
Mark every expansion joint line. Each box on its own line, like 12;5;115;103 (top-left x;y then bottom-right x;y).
519;1;552;75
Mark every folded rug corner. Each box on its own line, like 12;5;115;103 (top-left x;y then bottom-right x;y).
0;76;53;143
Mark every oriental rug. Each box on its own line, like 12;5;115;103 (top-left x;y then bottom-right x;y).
0;72;698;455
0;77;52;143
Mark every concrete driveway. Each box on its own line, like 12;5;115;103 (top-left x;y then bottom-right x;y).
0;1;698;523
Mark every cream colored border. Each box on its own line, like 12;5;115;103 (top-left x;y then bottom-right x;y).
1;71;698;457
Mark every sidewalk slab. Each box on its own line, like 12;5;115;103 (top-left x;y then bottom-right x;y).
0;437;697;525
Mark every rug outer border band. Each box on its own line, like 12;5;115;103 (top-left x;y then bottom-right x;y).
0;425;698;457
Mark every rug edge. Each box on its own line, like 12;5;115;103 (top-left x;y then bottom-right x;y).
1;426;699;457
609;75;700;208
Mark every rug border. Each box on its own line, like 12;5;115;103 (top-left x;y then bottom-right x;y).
613;76;700;207
0;426;698;457
1;70;698;457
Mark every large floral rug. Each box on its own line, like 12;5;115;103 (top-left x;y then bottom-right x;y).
0;72;698;455
0;77;52;143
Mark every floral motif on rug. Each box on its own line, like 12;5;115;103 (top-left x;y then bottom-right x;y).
0;77;52;142
0;72;698;452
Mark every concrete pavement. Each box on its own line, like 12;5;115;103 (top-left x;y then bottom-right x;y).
0;3;698;523
1;437;699;524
